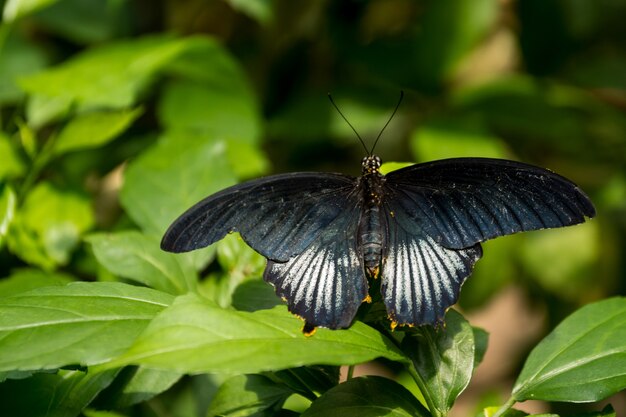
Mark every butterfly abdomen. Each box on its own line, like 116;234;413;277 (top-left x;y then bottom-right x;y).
359;172;386;276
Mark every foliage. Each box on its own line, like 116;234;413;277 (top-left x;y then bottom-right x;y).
0;0;625;416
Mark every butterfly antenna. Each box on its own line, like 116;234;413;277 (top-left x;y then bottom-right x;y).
370;90;404;154
328;93;370;156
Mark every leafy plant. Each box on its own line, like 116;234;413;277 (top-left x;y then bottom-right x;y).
1;0;624;416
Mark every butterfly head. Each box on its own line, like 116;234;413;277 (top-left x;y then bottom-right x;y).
362;155;382;175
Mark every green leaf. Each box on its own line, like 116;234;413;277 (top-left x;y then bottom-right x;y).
0;134;26;180
512;297;626;402
301;376;430;417
225;0;273;24
473;326;489;369
18;35;200;126
119;131;236;236
94;367;182;409
0;282;173;371
208;374;293;417
0;268;72;297
7;182;94;268
101;293;406;374
231;279;283;312
402;309;475;417
54;107;143;156
2;0;59;21
0;185;17;248
0;368;118;417
87;231;197;294
273;366;340;400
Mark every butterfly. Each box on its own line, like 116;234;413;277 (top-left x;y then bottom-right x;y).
161;96;596;332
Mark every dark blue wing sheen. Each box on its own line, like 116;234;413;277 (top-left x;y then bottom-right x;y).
161;172;356;262
384;158;596;249
380;213;482;326
264;190;368;329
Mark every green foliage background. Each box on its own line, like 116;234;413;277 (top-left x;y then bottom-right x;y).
0;0;625;416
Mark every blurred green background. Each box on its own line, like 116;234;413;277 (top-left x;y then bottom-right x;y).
0;0;625;415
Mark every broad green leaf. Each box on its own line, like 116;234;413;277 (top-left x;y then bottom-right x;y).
479;407;529;417
225;0;273;24
410;117;508;162
8;182;94;268
380;162;413;175
119;131;236;236
473;326;489;369
0;282;173;371
301;376;430;417
217;232;266;279
54;108;143;156
225;140;270;179
512;297;626;402
0;185;17;247
2;0;58;21
402;309;475;417
0;134;25;180
102;293;406;374
0;368;118;417
0;268;72;297
93;367;182;409
87;231;197;294
19;35;200;126
208;374;293;416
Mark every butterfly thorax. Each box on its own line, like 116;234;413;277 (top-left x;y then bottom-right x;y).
359;155;386;276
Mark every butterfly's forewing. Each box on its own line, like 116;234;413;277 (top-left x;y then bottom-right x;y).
264;189;368;329
161;173;357;262
383;158;596;249
380;217;482;325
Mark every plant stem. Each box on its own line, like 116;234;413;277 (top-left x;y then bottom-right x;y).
346;365;355;380
492;396;517;417
407;364;441;417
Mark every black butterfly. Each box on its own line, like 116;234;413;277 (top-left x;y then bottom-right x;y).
161;153;595;330
161;98;595;332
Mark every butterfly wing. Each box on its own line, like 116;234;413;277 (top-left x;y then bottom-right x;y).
384;158;596;249
264;189;368;329
380;217;482;326
161;172;357;262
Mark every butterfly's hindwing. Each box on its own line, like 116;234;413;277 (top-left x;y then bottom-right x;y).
380;214;482;325
161;173;357;261
264;193;367;329
384;158;596;249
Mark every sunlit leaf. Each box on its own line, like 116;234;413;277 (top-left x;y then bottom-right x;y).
301;376;430;417
87;231;197;294
54;108;142;156
512;297;626;402
19;35;202;126
101;293;406;374
8;182;93;268
0;282;173;371
119;131;236;237
0;32;47;104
